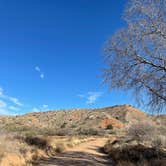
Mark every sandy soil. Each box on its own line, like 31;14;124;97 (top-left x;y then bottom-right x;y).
36;138;113;166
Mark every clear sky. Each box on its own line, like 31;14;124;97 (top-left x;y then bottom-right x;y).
0;0;137;115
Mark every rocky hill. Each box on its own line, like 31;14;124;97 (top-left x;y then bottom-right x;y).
0;104;165;166
0;104;160;136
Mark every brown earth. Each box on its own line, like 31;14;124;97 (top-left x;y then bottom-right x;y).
36;137;112;166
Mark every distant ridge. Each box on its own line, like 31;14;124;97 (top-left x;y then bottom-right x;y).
0;104;159;136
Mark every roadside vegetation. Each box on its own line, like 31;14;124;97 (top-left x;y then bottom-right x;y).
104;120;166;166
0;104;165;165
0;128;95;166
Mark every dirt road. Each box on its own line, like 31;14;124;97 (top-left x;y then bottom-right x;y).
37;138;113;166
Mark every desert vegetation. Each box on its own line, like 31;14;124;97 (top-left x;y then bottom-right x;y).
0;129;96;166
104;120;166;166
0;105;142;137
0;0;165;165
0;105;165;165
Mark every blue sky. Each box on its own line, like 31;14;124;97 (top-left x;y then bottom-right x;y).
0;0;137;115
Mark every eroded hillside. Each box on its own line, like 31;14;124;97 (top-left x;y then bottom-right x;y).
0;104;150;136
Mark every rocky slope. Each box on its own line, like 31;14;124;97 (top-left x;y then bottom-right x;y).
0;104;152;136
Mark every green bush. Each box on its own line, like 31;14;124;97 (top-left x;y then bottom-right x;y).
106;124;113;130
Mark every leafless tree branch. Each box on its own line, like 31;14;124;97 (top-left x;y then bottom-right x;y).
103;0;166;112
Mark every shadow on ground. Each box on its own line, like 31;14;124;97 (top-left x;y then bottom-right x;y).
35;151;112;166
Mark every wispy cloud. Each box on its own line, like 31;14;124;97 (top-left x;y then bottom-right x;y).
86;92;103;104
35;66;41;72
32;107;40;112
0;87;23;106
0;86;49;115
32;104;49;112
42;104;48;109
35;66;44;79
0;109;8;115
8;106;20;111
0;100;7;108
40;74;44;79
8;97;23;106
78;91;103;104
0;87;23;115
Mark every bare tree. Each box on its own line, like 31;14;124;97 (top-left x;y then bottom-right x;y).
104;0;166;112
127;121;156;142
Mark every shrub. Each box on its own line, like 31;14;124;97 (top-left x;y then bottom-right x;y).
152;135;166;149
55;129;70;136
106;124;113;130
24;136;48;149
78;128;99;135
109;144;166;166
127;121;156;142
0;145;5;163
24;131;37;138
55;143;66;153
71;124;76;128
31;149;41;164
43;128;58;136
19;145;28;156
61;122;67;128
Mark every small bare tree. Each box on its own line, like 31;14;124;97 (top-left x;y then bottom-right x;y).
128;121;156;142
104;0;166;112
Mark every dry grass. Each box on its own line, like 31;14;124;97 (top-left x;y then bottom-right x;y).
152;135;166;149
0;130;95;166
55;143;66;153
104;120;166;166
0;105;165;165
109;145;166;166
0;132;29;166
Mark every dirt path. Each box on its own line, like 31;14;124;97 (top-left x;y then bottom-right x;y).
37;138;113;166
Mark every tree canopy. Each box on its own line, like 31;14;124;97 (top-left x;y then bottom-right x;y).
104;0;166;112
